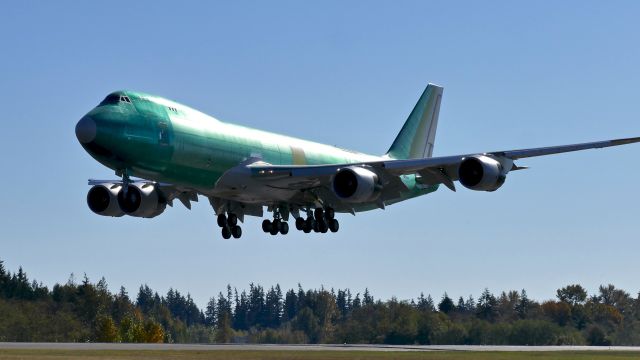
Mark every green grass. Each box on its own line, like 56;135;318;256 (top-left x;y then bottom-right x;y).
0;350;640;360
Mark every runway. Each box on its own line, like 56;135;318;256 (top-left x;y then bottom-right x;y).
1;343;640;352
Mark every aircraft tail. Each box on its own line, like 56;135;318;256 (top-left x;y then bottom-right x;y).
386;84;443;159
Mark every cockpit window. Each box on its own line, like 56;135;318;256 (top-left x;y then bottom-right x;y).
98;94;132;106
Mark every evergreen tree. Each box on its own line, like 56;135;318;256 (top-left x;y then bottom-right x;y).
205;297;216;327
515;289;530;319
136;285;155;314
363;288;374;306
215;291;232;329
112;286;132;323
417;293;435;312
352;293;361;310
13;266;33;299
283;289;297;322
438;292;454;314
0;260;8;297
466;295;476;312
336;289;348;318
233;289;249;330
265;285;283;328
477;288;498;321
247;283;266;327
296;284;306;310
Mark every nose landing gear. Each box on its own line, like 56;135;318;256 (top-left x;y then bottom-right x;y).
217;213;242;239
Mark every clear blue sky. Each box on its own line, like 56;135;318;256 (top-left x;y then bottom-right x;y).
1;1;639;308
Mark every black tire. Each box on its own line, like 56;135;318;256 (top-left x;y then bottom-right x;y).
303;225;311;233
270;220;280;235
329;219;339;232
217;214;227;227
280;222;289;235
231;225;242;239
221;227;231;239
306;218;316;232
227;213;238;226
295;217;305;231
262;219;271;233
325;208;335;220
314;208;324;220
319;220;328;233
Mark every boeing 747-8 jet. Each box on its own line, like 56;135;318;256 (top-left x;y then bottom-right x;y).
76;84;639;238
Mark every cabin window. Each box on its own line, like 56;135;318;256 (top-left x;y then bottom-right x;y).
98;94;131;106
98;94;121;106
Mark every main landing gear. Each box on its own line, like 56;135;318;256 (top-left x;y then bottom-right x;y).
261;207;339;236
262;211;289;236
217;213;242;239
294;208;339;234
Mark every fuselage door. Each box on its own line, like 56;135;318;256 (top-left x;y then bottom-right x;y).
158;122;170;146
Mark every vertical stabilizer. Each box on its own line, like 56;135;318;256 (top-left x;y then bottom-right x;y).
386;84;443;159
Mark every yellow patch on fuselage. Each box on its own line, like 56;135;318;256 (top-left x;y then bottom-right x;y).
291;146;306;165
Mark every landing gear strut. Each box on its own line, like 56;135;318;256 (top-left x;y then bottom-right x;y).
217;213;242;239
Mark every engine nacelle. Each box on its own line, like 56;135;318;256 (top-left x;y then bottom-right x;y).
458;155;507;192
117;183;166;218
332;166;380;203
87;184;125;217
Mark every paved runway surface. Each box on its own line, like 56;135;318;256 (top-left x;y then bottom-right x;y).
1;343;640;352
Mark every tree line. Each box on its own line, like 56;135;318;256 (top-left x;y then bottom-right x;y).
1;259;639;345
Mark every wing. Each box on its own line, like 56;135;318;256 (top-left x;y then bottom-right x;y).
243;136;640;198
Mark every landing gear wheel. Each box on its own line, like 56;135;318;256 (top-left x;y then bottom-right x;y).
325;208;335;220
231;225;242;239
306;218;316;233
217;214;227;227
295;218;305;231
329;219;339;232
221;226;231;239
314;208;324;220
303;219;312;233
262;219;271;233
280;222;289;235
319;220;328;233
227;213;238;226
270;220;280;235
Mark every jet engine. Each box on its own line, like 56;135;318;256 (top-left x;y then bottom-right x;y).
458;155;507;192
332;166;380;203
87;184;125;217
117;183;166;218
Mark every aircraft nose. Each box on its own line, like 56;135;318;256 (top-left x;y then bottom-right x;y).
75;116;96;144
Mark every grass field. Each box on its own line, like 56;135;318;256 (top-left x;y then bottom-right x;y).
1;350;640;360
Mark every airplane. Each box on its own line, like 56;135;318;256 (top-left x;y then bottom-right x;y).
76;84;640;239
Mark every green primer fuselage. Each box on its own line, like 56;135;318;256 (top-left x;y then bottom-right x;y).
79;91;437;210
